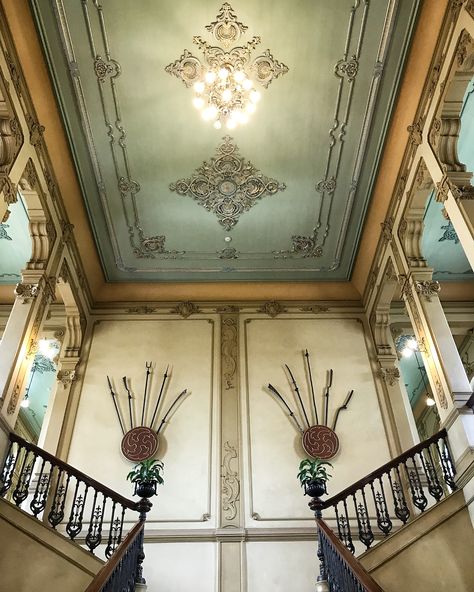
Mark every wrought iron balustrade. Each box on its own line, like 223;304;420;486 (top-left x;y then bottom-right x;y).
316;518;383;592
84;521;145;592
315;429;456;555
0;433;139;557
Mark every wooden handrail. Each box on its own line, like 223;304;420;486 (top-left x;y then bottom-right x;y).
84;521;144;592
317;518;383;591
321;428;449;509
8;432;137;510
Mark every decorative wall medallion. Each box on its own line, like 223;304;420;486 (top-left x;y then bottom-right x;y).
267;351;355;460
221;440;240;520
94;56;121;82
218;246;238;259
302;425;339;460
121;426;159;463
107;363;190;461
290;234;323;258
335;56;359;81
170;136;286;230
165;3;288;128
170;301;201;318
257;300;286;318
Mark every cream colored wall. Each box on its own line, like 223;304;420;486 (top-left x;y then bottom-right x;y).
0;498;101;592
64;311;393;591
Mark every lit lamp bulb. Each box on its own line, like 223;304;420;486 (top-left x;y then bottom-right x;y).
426;396;436;407
193;97;205;110
213;120;222;130
218;67;229;80
194;81;205;93
202;105;218;121
234;70;245;83
226;119;237;130
20;396;30;408
401;347;413;358
250;90;261;103
205;71;216;84
38;339;56;360
222;89;232;102
242;78;253;90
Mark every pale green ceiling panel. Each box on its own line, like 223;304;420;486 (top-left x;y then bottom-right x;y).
31;0;420;282
0;194;30;285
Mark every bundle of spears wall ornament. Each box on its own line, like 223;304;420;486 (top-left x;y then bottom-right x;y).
267;350;355;460
106;363;190;462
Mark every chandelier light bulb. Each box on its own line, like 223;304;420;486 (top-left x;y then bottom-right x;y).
407;338;418;351
218;67;229;80
426;396;436;407
243;78;253;91
226;119;237;130
250;90;261;103
234;70;245;83
213;120;222;130
20;397;30;408
222;88;232;102
205;71;216;84
193;97;205;110
401;347;413;358
194;81;205;93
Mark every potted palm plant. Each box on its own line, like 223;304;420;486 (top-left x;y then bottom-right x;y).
297;458;333;498
126;458;164;498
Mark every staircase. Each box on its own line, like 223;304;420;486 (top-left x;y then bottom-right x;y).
0;433;150;592
1;430;472;591
309;429;474;591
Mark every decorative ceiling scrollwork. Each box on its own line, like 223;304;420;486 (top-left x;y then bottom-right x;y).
36;0;419;281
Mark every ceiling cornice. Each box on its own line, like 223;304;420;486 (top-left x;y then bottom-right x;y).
0;0;454;304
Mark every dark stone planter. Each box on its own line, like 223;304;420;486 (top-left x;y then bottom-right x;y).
304;479;327;498
135;480;157;498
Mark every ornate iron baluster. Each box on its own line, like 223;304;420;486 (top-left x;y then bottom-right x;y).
48;470;71;528
370;477;392;536
341;498;355;554
435;438;456;490
334;504;354;555
419;449;443;501
12;452;34;506
0;443;18;496
405;457;428;512
30;458;51;517
353;491;374;549
388;467;410;524
85;492;106;552
66;481;89;539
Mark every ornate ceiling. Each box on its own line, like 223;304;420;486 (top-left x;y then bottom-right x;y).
31;0;420;283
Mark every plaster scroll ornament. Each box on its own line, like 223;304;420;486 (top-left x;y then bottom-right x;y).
106;363;191;462
170;136;286;230
165;3;288;129
267;350;356;460
257;300;287;318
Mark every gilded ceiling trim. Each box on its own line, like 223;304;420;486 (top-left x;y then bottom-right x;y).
169;136;286;230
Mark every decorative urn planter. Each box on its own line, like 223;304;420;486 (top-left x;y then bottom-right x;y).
135;481;157;498
304;479;327;498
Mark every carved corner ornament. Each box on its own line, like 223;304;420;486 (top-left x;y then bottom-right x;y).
57;369;77;388
436;174;474;203
7;384;21;415
14;282;39;303
0;176;18;205
257;300;287;318
380;217;394;244
221;441;240;521
170;301;201;318
377;366;400;387
414;280;440;302
407;117;424;146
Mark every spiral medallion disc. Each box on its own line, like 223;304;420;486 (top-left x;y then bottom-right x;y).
302;425;339;460
121;427;159;462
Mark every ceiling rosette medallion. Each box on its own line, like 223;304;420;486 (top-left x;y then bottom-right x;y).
165;3;288;129
169;136;286;230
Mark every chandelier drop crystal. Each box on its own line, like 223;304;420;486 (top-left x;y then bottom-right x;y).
165;3;288;129
193;65;261;129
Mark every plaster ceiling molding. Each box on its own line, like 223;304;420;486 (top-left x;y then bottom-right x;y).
299;305;330;314
34;0;421;282
170;301;201;318
257;300;287;318
169;136;286;230
165;3;288;129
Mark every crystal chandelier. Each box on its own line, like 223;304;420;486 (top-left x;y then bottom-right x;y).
193;65;260;129
165;3;288;129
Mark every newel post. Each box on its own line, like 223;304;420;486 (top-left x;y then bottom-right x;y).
309;496;329;590
135;497;152;587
